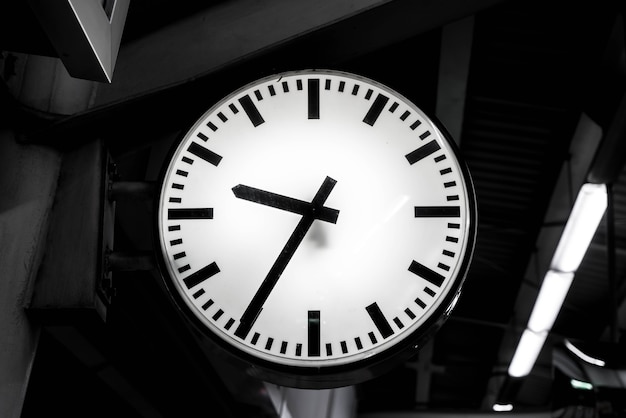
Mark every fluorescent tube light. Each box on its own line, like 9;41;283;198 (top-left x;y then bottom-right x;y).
493;403;513;412
564;340;606;367
551;183;607;273
570;379;593;390
508;329;548;377
507;183;607;379
527;270;574;333
508;271;573;377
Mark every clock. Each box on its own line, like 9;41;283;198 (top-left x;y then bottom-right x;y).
155;69;476;388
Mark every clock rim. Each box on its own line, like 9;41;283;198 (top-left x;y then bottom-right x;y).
152;68;478;388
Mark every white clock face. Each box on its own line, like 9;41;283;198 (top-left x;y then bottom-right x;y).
157;70;475;377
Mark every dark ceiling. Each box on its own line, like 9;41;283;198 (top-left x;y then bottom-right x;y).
3;0;626;416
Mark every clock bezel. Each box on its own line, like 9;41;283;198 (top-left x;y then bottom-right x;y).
153;69;477;388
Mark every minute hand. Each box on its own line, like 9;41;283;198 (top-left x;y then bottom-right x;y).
234;176;338;340
232;184;339;224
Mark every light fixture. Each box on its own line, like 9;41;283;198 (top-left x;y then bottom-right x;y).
508;329;548;377
570;379;593;391
508;183;607;378
493;403;514;412
551;183;607;273
508;270;573;377
527;270;574;333
564;340;606;367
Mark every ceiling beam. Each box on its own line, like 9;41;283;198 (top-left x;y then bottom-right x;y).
92;0;505;108
27;0;130;83
436;16;474;145
18;0;506;147
588;91;626;184
93;0;391;105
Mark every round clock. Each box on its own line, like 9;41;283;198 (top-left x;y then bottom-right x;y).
155;69;476;388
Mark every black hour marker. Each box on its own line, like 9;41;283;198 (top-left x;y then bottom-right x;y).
308;310;321;357
202;299;214;310
414;206;460;218
213;309;224;320
238;95;265;127
355;337;363;350
183;261;220;289
363;94;389;126
409;260;445;287
188;142;222;166
443;249;455;257
308;79;320;120
168;208;214;219
366;302;394;339
406;140;441;165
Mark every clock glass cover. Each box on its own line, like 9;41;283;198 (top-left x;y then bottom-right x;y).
156;70;476;387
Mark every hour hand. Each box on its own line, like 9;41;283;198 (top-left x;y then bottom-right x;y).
232;184;339;224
